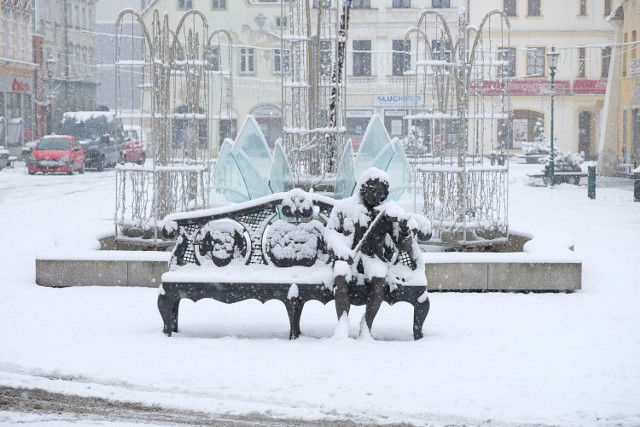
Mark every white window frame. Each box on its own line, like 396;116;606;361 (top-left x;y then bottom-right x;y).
240;47;255;74
178;0;193;10
211;0;226;9
273;48;290;74
526;47;545;76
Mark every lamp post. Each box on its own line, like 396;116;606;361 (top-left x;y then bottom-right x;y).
547;46;560;188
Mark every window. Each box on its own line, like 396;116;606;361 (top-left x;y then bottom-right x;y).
352;40;371;76
432;0;450;7
211;0;226;9
604;0;612;16
578;47;586;77
432;39;452;63
320;39;333;76
178;0;192;9
312;0;331;7
527;0;540;16
579;0;587;15
601;46;611;78
352;0;371;8
274;49;290;74
526;47;545;76
498;47;516;77
275;16;287;27
504;0;516;16
392;0;411;8
392;40;411;76
205;46;220;71
240;47;255;74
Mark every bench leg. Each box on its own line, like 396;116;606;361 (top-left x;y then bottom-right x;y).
158;293;180;337
412;295;430;340
285;297;304;340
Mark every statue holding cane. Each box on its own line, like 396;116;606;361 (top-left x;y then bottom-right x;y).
325;167;431;338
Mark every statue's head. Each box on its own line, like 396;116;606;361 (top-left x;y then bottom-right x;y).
357;168;389;208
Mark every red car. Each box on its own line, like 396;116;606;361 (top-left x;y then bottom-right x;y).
27;135;86;175
122;126;146;165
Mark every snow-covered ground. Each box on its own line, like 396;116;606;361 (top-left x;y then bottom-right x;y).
0;160;638;426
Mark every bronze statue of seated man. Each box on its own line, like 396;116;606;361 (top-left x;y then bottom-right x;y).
325;167;431;338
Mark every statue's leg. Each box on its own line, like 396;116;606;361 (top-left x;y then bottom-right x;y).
364;276;385;331
334;274;351;319
413;294;430;340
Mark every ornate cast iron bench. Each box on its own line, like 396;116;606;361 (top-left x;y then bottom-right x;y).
159;189;430;340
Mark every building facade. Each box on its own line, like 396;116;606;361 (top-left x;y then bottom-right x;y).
599;0;640;176
135;0;618;157
95;0;146;111
0;0;36;148
472;0;618;160
35;0;98;136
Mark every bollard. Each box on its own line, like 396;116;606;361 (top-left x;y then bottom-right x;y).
588;166;596;199
634;172;640;202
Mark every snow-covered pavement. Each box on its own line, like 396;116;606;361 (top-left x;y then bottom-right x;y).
0;160;638;426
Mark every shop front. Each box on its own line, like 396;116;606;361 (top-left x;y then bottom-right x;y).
0;74;34;150
373;94;424;140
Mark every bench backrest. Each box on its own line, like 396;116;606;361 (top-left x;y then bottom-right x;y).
162;189;335;269
162;189;420;271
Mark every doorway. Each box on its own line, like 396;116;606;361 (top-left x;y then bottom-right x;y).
500;110;544;149
578;111;593;159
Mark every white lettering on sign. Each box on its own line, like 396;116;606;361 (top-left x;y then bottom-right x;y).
373;94;423;107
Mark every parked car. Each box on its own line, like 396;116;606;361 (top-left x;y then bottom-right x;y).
27;135;85;175
21;140;38;161
0;145;10;170
122;125;146;165
58;110;124;171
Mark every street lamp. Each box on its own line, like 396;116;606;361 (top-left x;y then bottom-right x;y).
547;46;560;188
45;55;57;78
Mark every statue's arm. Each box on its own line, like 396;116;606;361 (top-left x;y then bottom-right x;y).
325;210;354;262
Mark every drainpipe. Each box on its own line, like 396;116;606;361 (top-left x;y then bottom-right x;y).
63;0;69;113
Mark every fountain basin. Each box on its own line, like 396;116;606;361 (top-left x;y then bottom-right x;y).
35;229;581;292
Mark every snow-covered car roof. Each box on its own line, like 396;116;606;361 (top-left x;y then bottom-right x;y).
62;111;116;122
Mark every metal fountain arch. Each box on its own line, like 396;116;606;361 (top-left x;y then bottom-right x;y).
280;0;349;190
114;8;233;247
403;9;512;247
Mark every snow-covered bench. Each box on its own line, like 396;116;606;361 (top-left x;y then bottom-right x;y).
158;189;430;340
527;171;588;185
